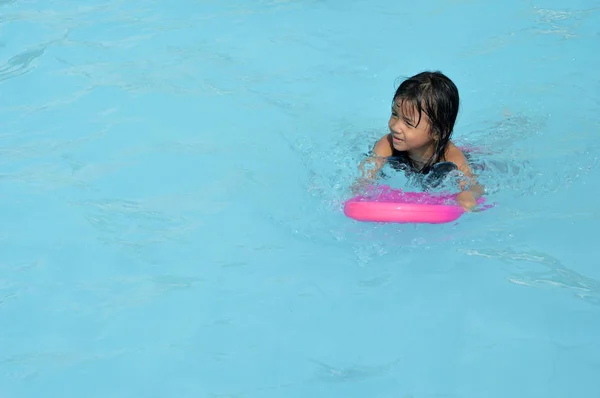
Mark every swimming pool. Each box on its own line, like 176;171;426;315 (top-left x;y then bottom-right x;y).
1;0;599;396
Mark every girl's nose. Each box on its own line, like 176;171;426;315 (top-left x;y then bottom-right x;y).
390;119;403;133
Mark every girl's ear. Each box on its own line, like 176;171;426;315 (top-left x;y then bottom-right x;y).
429;128;438;140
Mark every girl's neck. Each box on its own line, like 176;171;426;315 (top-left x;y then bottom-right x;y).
407;143;437;168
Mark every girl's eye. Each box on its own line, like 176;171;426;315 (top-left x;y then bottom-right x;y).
404;119;414;127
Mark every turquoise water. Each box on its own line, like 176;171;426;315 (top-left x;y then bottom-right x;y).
1;0;599;396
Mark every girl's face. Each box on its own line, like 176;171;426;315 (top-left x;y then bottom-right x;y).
388;99;435;155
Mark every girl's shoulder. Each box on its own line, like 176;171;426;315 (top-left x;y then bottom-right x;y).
444;141;473;175
373;133;394;157
444;141;466;161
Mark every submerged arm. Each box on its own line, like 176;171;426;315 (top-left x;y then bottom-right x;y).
446;145;485;211
351;134;393;194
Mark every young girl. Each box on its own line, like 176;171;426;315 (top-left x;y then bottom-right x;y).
355;71;483;211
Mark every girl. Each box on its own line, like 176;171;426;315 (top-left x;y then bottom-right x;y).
355;71;483;211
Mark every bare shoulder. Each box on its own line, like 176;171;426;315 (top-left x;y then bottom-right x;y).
372;134;393;157
445;141;471;173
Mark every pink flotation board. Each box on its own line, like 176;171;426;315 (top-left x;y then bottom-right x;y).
344;185;488;224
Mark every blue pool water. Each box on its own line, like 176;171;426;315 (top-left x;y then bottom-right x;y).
1;0;599;396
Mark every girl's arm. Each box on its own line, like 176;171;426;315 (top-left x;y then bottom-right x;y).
445;143;485;211
351;134;393;194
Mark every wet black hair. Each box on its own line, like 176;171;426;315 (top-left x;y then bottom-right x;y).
392;71;460;172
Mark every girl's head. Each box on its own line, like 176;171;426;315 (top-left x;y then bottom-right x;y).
388;71;459;171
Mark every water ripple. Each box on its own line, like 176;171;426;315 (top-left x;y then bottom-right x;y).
310;358;402;383
531;6;599;39
462;248;600;306
0;46;45;83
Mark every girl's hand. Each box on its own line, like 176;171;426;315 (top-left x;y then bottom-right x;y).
350;178;371;195
456;190;477;212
